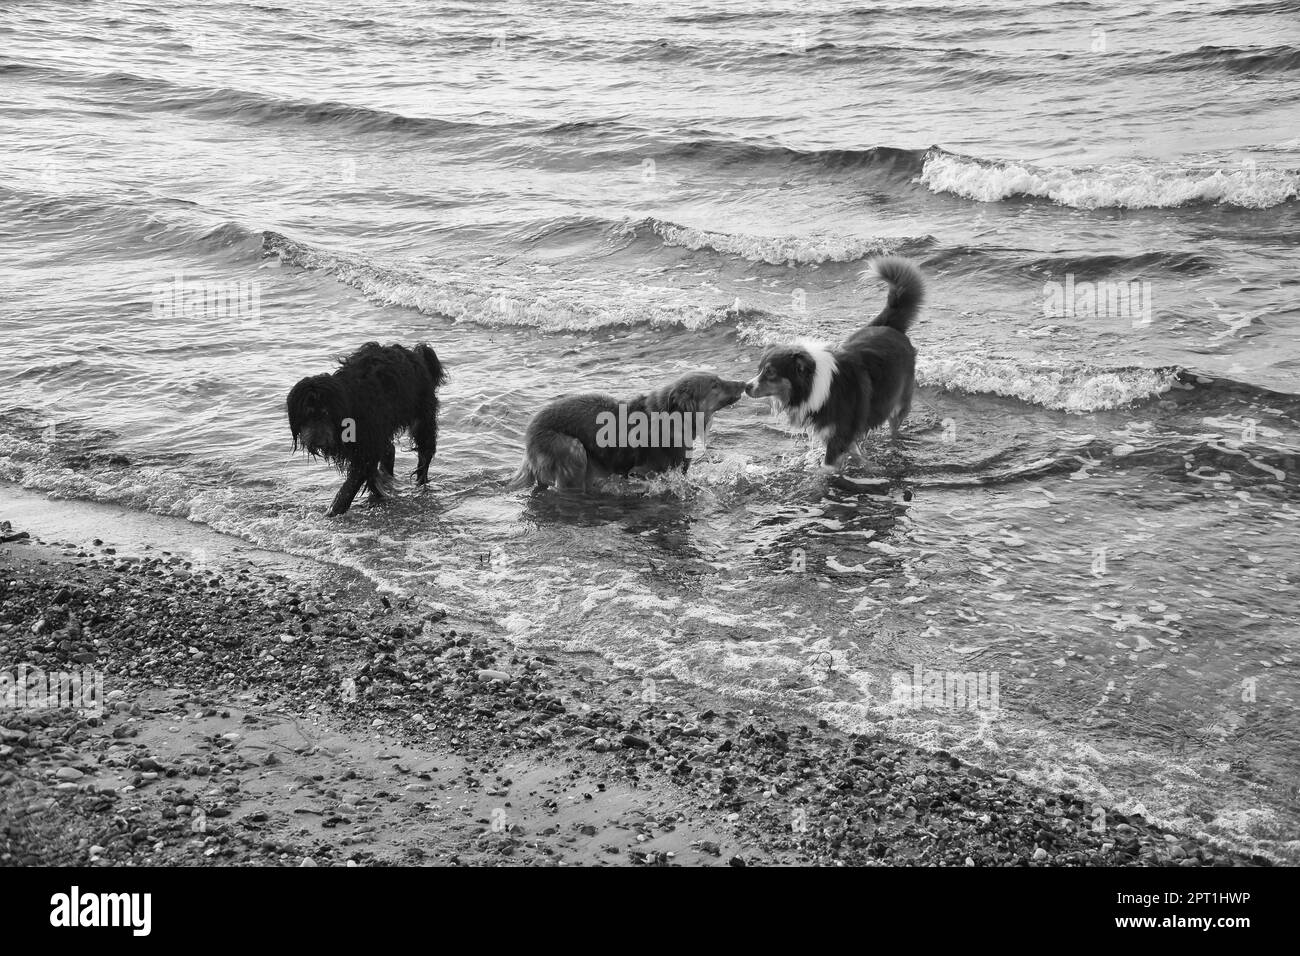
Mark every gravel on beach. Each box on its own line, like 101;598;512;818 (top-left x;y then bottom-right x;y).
0;532;1262;867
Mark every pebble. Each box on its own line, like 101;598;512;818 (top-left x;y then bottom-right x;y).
476;669;511;682
54;767;83;781
1033;847;1048;861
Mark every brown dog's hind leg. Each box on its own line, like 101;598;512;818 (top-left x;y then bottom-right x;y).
550;436;590;491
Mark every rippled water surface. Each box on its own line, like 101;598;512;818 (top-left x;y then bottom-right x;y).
2;0;1298;858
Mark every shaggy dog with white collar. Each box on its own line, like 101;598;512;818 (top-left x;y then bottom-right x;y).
745;257;924;470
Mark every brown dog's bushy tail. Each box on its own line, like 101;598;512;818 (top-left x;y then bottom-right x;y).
415;343;448;389
507;460;536;490
868;256;924;334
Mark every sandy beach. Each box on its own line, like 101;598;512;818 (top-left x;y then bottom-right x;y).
0;492;1264;868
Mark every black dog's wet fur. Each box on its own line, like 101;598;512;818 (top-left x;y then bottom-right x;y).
287;342;446;515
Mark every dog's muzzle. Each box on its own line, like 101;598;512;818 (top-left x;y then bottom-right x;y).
298;425;338;456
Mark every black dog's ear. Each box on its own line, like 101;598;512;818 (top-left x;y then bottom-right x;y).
286;380;308;423
793;352;814;378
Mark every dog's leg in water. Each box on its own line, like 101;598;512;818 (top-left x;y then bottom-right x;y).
381;443;396;476
366;453;396;504
819;433;852;474
890;377;914;442
327;465;368;517
412;420;437;485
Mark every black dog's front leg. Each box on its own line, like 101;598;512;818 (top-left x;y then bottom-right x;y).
327;465;367;516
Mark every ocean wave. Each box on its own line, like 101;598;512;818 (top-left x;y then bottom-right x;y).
640;217;930;265
1210;0;1300;13
659;140;926;176
0;58;511;139
917;356;1183;413
1021;250;1216;277
919;150;1299;209
920;244;1219;279
1154;44;1300;75
0;183;268;256
261;231;747;332
507;212;930;266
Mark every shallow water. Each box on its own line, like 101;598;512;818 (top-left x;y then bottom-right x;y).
2;0;1298;858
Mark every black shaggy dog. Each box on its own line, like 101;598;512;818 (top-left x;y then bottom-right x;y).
287;342;447;516
510;372;747;491
746;256;924;471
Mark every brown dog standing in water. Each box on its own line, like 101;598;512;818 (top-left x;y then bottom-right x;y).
510;372;747;490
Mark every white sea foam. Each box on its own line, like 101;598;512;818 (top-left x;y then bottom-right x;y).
649;218;916;265
917;355;1182;413
920;151;1300;209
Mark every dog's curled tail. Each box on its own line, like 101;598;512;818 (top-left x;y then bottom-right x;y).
415;343;448;388
868;256;925;334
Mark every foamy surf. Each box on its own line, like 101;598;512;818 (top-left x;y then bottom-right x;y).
645;217;927;265
917;356;1184;413
919;150;1300;209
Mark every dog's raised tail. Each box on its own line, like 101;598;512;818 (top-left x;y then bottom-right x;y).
868;256;924;334
415;343;448;388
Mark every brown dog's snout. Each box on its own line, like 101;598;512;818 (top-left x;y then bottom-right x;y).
703;379;747;414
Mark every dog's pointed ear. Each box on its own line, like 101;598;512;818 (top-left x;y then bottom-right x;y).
793;352;814;378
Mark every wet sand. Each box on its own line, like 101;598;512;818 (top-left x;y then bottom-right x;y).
0;491;1263;867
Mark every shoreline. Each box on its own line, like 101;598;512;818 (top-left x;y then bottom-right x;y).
1;492;1264;866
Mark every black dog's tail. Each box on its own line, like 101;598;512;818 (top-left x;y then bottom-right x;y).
415;343;448;388
868;257;924;334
